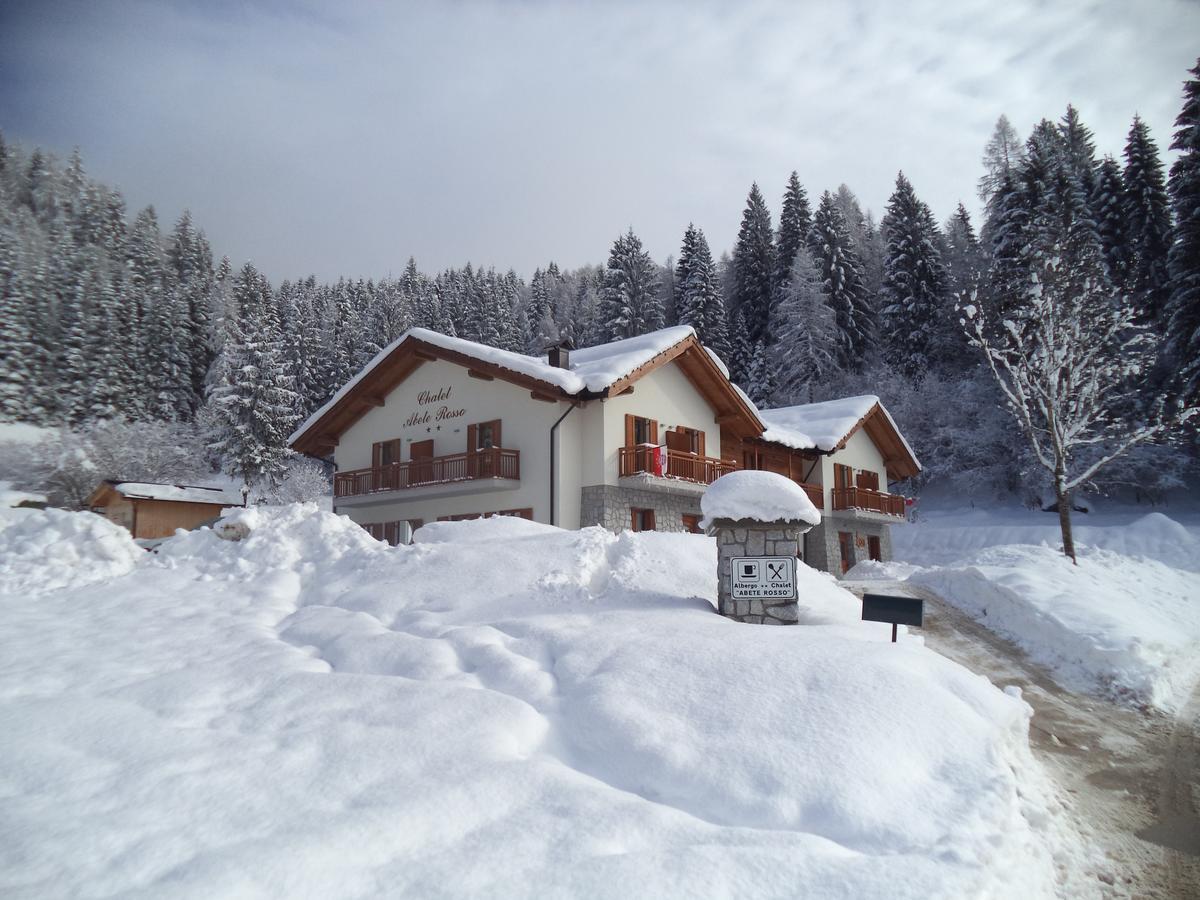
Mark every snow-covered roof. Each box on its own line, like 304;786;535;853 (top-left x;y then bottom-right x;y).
700;470;821;528
106;482;245;506
290;325;705;447
759;395;880;450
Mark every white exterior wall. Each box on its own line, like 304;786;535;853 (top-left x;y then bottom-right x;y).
819;427;888;498
587;361;721;485
332;358;583;528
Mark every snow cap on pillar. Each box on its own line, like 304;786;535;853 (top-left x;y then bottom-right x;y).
700;470;821;531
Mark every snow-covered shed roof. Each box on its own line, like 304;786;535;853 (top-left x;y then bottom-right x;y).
290;326;761;455
758;396;921;479
700;470;821;528
91;481;245;507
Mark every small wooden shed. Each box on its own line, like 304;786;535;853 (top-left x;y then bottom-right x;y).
87;481;245;541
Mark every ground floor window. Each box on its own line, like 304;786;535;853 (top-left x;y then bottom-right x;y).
362;519;424;546
437;508;533;522
681;513;702;534
630;508;656;532
868;534;882;561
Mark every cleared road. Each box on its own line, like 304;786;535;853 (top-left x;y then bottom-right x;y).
844;580;1200;899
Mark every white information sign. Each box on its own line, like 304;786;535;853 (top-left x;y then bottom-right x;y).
730;556;797;600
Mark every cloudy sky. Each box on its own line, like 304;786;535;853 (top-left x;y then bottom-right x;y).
1;0;1196;281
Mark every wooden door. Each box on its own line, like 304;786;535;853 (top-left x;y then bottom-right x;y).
411;439;434;486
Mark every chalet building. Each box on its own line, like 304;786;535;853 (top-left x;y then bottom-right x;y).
88;481;245;541
289;326;920;575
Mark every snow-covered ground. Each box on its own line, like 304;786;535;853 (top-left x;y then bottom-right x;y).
871;504;1200;713
0;504;1086;898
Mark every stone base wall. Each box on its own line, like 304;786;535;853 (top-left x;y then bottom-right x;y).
715;523;802;626
805;519;894;576
579;484;702;533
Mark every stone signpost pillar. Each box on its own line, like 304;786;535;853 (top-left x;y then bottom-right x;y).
699;471;821;626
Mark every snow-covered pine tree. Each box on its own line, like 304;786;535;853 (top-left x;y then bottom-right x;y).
1091;156;1130;293
773;171;812;299
731;183;774;345
744;339;776;406
961;165;1188;562
0;230;33;422
674;223;730;360
727;306;754;387
880;172;949;376
167;211;216;417
771;246;840;404
1166;58;1200;403
810;191;873;370
206;262;297;493
597;229;663;341
978;114;1028;212
986;171;1032;321
1123;115;1173;325
1058;105;1099;204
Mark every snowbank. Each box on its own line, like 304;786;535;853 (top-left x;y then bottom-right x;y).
0;506;144;595
909;543;1200;712
0;506;1082;898
0;421;57;445
700;469;821;527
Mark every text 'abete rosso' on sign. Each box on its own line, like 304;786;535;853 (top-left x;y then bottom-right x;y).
730;556;797;600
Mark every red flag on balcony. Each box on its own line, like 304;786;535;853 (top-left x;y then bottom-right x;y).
653;445;666;477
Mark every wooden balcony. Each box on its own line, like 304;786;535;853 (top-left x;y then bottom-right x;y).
334;448;520;498
619;445;737;485
831;486;906;518
797;481;823;508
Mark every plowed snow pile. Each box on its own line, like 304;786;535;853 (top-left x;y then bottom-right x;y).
908;543;1200;712
0;506;143;594
0;504;1091;898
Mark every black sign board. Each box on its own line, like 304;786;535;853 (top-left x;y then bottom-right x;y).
862;593;924;642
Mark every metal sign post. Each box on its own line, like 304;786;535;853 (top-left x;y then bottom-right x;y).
861;593;924;643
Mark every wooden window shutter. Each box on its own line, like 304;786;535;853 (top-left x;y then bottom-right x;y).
625;414;635;448
649;419;658;444
631;508;638;531
372;442;383;468
698;431;706;458
645;509;656;531
493;420;502;449
390;439;402;462
467;423;478;454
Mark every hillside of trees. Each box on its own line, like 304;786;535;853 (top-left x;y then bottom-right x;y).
1;59;1198;506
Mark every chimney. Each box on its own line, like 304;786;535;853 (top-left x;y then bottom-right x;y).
545;338;575;370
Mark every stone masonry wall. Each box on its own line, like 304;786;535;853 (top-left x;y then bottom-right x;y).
714;521;802;625
579;484;702;533
806;519;894;576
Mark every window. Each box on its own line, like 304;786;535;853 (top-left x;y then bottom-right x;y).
625;414;658;447
681;514;702;534
834;463;854;490
743;449;765;470
477;420;499;449
630;508;656;532
364;519;424;546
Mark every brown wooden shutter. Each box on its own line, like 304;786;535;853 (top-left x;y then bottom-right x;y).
372;442;383;468
630;509;637;531
467;423;478;454
645;509;656;531
625;414;635;447
390;439;402;462
697;431;706;458
492;420;502;449
649;420;658;444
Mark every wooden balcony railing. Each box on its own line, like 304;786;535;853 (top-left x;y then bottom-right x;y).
334;448;520;498
619;445;737;485
797;482;824;509
831;486;906;517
